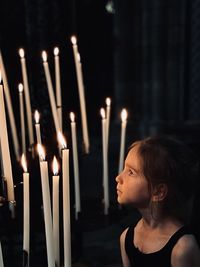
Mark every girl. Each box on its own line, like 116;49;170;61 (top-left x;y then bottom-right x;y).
116;135;200;267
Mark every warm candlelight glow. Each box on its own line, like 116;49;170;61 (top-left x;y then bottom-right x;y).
106;97;111;106
34;110;40;124
54;47;59;56
77;53;81;63
57;131;67;149
37;144;45;161
71;36;77;45
19;48;25;58
21;153;27;173
18;83;23;93
70;112;75;122
52;156;59;175
121;108;128;122
100;108;106;119
0;71;1;83
42;51;47;62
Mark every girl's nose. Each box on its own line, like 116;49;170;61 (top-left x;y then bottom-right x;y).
115;173;122;183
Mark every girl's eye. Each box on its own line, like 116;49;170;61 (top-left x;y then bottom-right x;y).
128;169;136;176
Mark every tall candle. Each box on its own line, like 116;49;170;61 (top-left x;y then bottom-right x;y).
0;242;4;267
52;156;60;267
42;51;60;134
100;108;109;215
18;83;26;155
118;109;128;174
70;112;81;220
21;154;30;266
34;110;42;145
71;36;90;154
0;50;20;161
54;47;62;132
57;132;71;267
105;97;111;151
19;49;34;153
37;144;55;267
0;73;15;202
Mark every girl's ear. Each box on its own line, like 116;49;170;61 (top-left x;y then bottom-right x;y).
152;183;168;202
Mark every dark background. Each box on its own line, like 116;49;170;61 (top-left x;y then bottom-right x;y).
1;0;200;266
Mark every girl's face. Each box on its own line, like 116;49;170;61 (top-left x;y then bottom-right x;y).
116;145;151;208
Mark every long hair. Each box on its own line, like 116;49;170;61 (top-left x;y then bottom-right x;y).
130;135;199;223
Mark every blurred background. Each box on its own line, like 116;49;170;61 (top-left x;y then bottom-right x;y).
0;0;200;266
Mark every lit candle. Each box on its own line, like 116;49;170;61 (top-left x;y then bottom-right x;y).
70;112;81;220
21;154;30;266
71;36;90;154
37;144;55;267
0;242;4;267
0;72;15;202
0;50;20;161
54;47;62;132
52;156;60;267
118;109;128;174
57;131;71;267
34;110;42;145
100;108;109;215
42;51;60;134
105;97;111;152
19;48;34;153
18;83;26;155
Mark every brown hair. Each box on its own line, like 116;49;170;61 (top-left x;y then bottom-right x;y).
130;135;199;223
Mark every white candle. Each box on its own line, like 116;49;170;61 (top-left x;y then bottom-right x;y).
0;73;15;202
118;109;128;174
18;83;26;155
52;156;60;267
100;108;109;215
21;154;30;266
42;51;60;134
71;36;90;154
34;110;42;145
37;144;55;267
70;112;81;220
105;97;111;152
54;47;62;132
57;132;71;267
19;48;34;152
0;50;20;161
0;242;4;267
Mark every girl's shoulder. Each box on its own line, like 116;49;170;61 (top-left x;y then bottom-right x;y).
171;234;200;266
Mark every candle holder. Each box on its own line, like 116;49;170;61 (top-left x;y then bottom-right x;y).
8;200;16;219
22;250;28;267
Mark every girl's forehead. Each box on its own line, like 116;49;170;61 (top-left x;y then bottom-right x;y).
126;145;141;164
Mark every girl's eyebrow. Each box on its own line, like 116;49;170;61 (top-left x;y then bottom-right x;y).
125;162;140;173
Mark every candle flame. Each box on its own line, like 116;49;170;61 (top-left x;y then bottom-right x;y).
106;97;111;106
54;47;59;56
100;108;106;119
71;35;77;45
42;51;47;62
37;144;46;161
57;131;67;149
19;48;25;58
21;153;27;173
52;156;59;175
34;110;40;124
70;112;75;122
121;108;128;122
18;83;23;93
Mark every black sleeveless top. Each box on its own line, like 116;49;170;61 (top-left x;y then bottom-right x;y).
125;223;191;267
